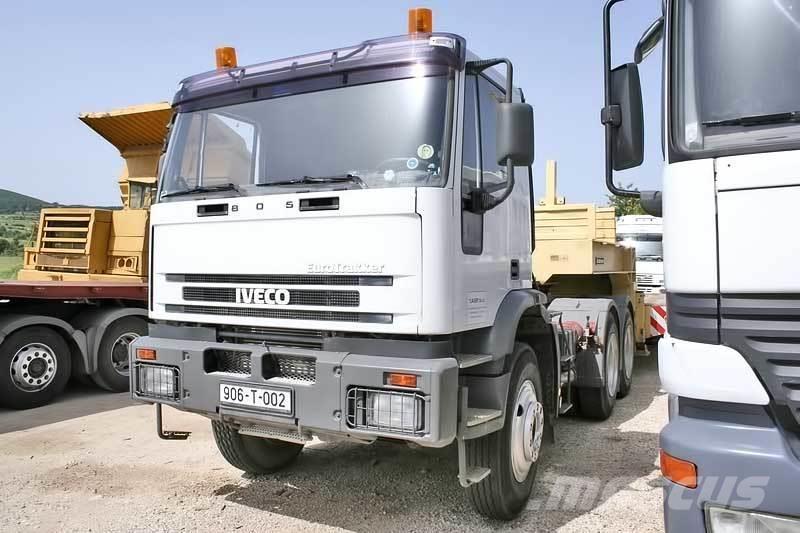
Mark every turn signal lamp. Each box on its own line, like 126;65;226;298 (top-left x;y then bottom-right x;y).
215;46;238;69
136;348;157;361
386;372;418;388
408;8;433;34
660;449;697;489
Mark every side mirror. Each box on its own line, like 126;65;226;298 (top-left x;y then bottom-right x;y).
608;63;644;171
634;16;664;64
497;102;534;167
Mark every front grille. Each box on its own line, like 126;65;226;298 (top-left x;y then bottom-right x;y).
166;304;392;324
271;356;316;383
721;294;800;430
168;273;392;286
183;287;360;307
218;326;325;350
204;349;251;375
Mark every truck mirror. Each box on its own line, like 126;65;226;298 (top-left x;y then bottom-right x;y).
634;16;664;64
608;63;644;171
497;102;534;167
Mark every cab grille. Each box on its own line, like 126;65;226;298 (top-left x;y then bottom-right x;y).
168;273;392;286
182;287;360;307
166;304;391;324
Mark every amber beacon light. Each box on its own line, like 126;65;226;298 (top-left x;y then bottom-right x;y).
215;46;238;69
408;7;433;34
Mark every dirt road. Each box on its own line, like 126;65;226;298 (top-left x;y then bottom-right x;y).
0;354;666;532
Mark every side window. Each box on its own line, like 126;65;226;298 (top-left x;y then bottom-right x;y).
478;77;507;192
462;75;483;255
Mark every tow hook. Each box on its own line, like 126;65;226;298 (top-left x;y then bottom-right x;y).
155;404;191;440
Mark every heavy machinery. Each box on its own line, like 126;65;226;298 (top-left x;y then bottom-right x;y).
131;9;643;519
601;0;800;531
0;103;171;409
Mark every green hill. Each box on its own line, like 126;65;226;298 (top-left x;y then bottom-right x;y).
0;189;52;213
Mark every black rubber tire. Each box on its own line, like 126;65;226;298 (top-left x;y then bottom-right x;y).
578;313;619;420
211;420;303;474
92;316;147;392
617;310;635;399
0;326;72;410
466;342;544;520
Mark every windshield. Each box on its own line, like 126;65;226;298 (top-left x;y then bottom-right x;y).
159;75;452;200
617;233;663;260
672;0;800;155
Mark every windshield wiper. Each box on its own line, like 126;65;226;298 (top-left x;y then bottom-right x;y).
257;174;366;189
161;183;243;199
703;111;800;128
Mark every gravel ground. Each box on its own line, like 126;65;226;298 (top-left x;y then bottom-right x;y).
0;353;666;532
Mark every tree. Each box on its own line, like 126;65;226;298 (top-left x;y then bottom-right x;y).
606;182;645;217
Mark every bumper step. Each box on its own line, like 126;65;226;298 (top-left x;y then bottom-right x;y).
238;424;311;445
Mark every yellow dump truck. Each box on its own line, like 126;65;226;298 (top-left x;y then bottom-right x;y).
0;103;171;409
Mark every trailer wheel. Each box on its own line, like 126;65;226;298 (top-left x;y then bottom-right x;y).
211;420;303;474
617;310;635;398
0;326;72;410
578;314;619;420
466;342;544;520
92;316;147;392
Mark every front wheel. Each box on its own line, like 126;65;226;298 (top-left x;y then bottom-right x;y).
211;420;303;474
466;342;545;520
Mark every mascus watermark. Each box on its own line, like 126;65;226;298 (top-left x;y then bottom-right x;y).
525;474;768;512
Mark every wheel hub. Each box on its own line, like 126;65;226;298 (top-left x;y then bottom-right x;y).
111;332;139;377
510;380;544;483
10;343;57;392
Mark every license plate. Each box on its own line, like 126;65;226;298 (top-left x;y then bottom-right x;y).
219;383;292;413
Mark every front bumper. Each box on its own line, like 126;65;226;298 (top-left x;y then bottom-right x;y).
660;407;800;532
130;335;459;447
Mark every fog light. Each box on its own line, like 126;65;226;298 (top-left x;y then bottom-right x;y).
707;506;800;533
346;387;424;434
136;364;179;401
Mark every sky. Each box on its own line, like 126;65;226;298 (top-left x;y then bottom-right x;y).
0;0;664;206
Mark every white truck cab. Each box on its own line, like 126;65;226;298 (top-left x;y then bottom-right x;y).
601;1;800;531
616;214;664;293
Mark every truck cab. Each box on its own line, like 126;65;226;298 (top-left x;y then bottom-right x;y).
132;9;636;520
616;214;663;293
601;1;800;531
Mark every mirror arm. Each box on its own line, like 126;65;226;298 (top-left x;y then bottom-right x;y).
603;0;640;199
465;58;516;212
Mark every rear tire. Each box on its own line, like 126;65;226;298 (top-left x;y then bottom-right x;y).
0;326;72;410
466;342;545;520
578;313;619;420
211;420;303;474
92;316;147;392
617;310;635;398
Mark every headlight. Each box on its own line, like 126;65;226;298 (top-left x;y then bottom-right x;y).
135;363;180;401
707;506;800;533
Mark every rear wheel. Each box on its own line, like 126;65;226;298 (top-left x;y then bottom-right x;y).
466;342;545;520
578;313;619;420
617;310;635;398
0;327;72;409
92;316;147;392
211;420;303;474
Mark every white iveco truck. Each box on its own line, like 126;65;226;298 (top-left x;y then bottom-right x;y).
601;0;800;531
132;9;638;519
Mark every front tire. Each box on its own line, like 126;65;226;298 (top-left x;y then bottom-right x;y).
211;420;303;474
0;326;72;410
466;342;545;520
578;313;620;420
